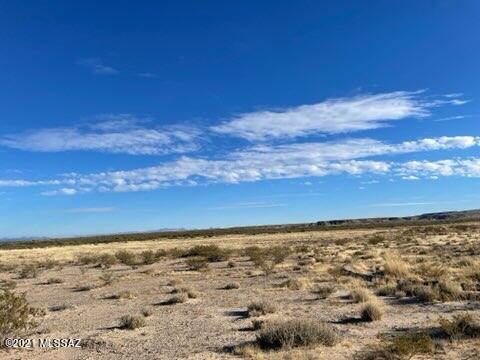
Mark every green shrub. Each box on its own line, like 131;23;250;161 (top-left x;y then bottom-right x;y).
387;332;435;358
256;319;337;349
183;245;230;262
0;290;44;338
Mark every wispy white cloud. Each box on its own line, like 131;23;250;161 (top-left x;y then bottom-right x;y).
396;159;480;178
77;58;118;75
3;135;478;194
0;114;201;155
211;91;467;141
41;188;77;196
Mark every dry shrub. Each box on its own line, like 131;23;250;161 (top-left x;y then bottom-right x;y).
360;301;384;322
311;285;335;299
464;261;480;282
248;301;276;317
185;257;209;271
110;290;135;300
376;285;397;297
438;313;480;340
171;286;198;299
0;290;44;338
46;277;64;285
18;264;39;279
349;286;373;303
119;315;145;330
223;282;240;290
435;278;463;301
98;253;117;269
256;319;338;349
163;293;188;305
115;250;137;266
140;250;157;265
387;332;434;359
245;246;291;270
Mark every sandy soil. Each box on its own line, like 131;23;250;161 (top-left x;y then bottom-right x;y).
0;226;479;359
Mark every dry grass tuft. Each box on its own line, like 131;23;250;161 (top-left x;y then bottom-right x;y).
119;315;146;330
256;319;338;349
248;301;276;317
360;301;384;322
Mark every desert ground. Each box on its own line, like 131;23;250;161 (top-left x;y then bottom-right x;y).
0;223;479;359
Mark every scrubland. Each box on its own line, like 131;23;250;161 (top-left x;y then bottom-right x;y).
0;223;479;359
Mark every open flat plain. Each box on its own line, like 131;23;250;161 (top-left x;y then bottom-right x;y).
0;223;479;359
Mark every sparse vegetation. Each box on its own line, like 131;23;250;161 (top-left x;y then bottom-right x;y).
247;301;276;317
119;315;146;330
360;301;384;322
0;290;44;338
256;319;337;349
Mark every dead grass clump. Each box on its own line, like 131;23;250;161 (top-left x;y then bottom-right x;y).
185;257;209;271
18;264;39;279
383;257;410;278
163;293;188;305
110;290;135;300
279;277;311;291
349;286;373;303
223;282;240;290
464;261;480;282
435;278;463;301
119;315;146;330
376;285;397;297
311;285;335;299
0;280;16;290
411;285;437;303
360;301;384;322
0;290;44;338
247;301;276;317
256;319;338;349
438;313;480;340
171;287;198;299
115;250;137;266
46;277;64;285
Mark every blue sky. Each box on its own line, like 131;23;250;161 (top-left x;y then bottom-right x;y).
1;1;479;237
